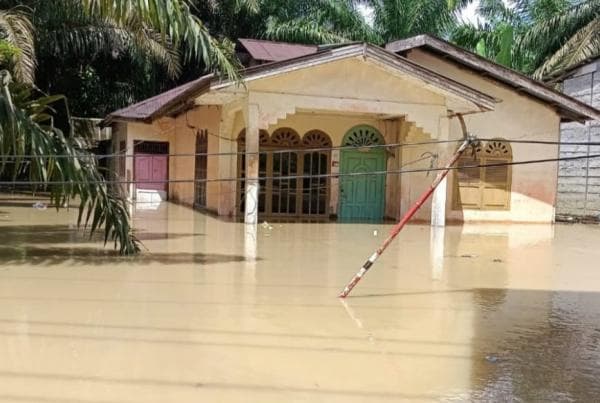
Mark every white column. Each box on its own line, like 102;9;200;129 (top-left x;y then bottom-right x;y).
431;114;449;227
244;103;260;225
430;225;445;280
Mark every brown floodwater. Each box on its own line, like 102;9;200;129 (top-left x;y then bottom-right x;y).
0;199;600;402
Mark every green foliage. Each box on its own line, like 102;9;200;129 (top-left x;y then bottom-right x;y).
452;0;600;78
0;70;140;254
0;8;35;84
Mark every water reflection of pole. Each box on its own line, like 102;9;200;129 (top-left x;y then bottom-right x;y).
430;226;445;281
244;224;258;277
340;298;364;329
339;299;376;344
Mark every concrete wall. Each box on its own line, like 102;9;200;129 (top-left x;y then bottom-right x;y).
406;49;562;223
117;52;565;224
556;60;600;220
228;111;400;218
115;106;221;209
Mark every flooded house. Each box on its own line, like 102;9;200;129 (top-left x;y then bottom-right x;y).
104;35;600;225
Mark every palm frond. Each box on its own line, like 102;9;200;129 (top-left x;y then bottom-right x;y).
82;0;241;80
534;16;600;79
0;8;35;84
0;70;140;255
265;16;351;44
38;2;181;79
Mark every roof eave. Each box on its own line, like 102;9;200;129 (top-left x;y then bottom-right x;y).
386;35;600;122
211;43;497;112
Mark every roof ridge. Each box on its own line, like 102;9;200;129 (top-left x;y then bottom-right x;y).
238;37;318;48
385;34;600;122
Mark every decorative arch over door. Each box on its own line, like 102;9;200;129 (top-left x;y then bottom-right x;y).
339;125;387;221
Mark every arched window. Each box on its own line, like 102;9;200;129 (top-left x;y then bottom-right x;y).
302;130;332;216
271;128;302;147
270;128;302;215
236;127;335;218
454;139;512;210
342;125;385;147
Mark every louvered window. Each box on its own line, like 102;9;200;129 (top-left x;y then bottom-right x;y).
454;140;512;210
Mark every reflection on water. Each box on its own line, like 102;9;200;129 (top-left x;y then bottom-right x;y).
469;289;600;402
1;197;600;402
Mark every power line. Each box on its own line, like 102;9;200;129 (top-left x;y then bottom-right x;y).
2;137;600;160
0;138;463;159
1;152;599;186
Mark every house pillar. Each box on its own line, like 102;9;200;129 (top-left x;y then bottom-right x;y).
244;103;260;225
431;114;449;227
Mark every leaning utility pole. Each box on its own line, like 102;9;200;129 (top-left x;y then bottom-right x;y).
339;115;475;298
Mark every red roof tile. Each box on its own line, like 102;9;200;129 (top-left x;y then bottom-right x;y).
238;38;318;62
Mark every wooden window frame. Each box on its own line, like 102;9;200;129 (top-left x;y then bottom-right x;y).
453;140;512;211
194;130;208;208
236;128;332;219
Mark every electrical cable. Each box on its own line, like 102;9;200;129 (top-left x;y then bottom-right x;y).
1;152;599;185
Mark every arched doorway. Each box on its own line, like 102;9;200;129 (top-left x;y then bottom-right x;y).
339;125;386;221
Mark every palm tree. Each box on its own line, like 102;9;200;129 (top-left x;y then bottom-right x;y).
0;70;139;254
0;0;243;84
0;0;254;254
264;0;381;44
452;0;600;79
263;0;471;45
520;0;600;79
451;0;529;70
0;8;35;84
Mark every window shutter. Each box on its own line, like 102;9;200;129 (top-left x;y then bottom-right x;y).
455;157;482;209
482;158;510;209
453;139;512;211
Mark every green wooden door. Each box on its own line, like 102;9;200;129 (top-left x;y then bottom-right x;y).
339;150;386;221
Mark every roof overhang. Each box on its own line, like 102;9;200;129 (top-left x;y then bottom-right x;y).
386;35;600;123
106;42;498;125
204;43;498;111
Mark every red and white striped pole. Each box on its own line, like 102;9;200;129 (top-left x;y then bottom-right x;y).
338;137;472;298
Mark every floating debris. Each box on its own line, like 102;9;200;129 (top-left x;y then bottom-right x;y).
261;221;273;230
32;202;47;210
493;258;503;263
373;230;378;236
460;254;477;258
485;354;500;363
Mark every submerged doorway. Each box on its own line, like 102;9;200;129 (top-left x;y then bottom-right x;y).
133;141;169;202
339;125;386;221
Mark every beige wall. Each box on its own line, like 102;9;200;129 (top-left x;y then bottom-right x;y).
115;106;221;209
228;111;401;217
118;51;563;224
406;50;562;223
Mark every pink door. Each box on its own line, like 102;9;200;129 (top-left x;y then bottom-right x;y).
135;154;168;193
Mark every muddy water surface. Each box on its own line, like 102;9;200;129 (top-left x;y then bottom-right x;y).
0;200;600;402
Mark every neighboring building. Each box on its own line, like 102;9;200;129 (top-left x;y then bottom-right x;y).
104;35;600;224
554;58;600;221
236;38;318;66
